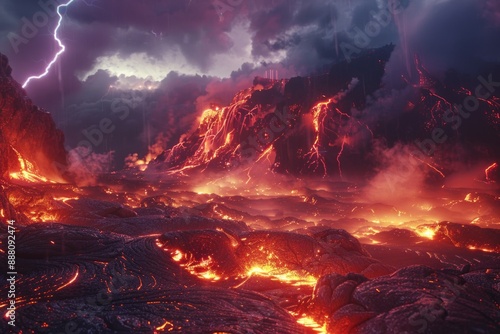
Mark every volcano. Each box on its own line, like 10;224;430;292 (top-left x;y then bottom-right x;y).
1;49;499;334
153;46;500;182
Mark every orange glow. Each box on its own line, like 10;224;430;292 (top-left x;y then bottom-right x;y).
155;320;174;331
464;193;479;203
125;133;168;171
409;152;445;178
245;265;317;287
292;313;327;333
9;147;58;184
467;246;494;253
415;226;437;240
164;248;222;282
485;162;498;181
55;271;79;291
336;136;347;179
304;99;331;176
171;249;184;262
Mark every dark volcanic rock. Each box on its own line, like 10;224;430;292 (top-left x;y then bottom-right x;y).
432;221;500;252
309;265;500;334
0;223;310;334
0;53;67;181
154;45;395;177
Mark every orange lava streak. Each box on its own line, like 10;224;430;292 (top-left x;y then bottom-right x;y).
409;153;446;178
304;100;331;176
467;246;495;253
296;315;327;333
9;146;57;183
155;320;174;331
485;162;498;182
55;271;79;291
336;136;347;179
246;146;274;184
163;248;222;282
244;265;317;287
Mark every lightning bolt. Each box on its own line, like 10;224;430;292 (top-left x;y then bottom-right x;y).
22;0;76;89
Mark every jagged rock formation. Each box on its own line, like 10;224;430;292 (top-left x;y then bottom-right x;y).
153;45;395;177
154;45;500;180
308;265;500;333
0;53;67;181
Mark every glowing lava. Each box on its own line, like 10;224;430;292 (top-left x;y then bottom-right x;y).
165;248;222;282
305;99;331;176
9;147;57;183
485;162;498;182
244;265;317;287
295;315;327;334
415;225;438;240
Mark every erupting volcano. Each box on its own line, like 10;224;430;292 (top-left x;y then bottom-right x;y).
1;0;500;333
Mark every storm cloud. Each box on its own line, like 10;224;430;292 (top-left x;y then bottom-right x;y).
1;0;498;168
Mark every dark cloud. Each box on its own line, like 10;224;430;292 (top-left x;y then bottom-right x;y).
58;70;215;168
401;0;500;75
1;0;499;169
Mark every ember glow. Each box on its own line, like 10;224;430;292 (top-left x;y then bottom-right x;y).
295;315;328;334
485;162;498;182
8;147;56;184
244;265;317;287
2;0;500;333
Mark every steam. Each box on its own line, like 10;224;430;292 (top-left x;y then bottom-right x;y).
66;147;114;186
364;142;428;203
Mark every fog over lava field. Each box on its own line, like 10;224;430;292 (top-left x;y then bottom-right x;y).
0;0;499;333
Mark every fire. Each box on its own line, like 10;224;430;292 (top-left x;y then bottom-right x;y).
245;265;317;287
415;225;438;240
9;147;57;184
305;99;373;176
125;134;168;171
464;193;479;203
164;248;222;282
165;105;239;171
295;315;327;333
171;249;184;262
54;197;79;207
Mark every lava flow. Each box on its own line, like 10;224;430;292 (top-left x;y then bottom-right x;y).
1;44;499;334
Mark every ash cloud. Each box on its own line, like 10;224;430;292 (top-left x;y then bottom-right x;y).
1;0;499;175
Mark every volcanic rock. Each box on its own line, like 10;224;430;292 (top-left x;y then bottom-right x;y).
0;53;67;181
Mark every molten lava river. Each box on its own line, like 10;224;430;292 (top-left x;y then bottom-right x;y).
1;166;499;333
1;50;499;333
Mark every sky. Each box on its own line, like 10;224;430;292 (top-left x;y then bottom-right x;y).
1;0;499;167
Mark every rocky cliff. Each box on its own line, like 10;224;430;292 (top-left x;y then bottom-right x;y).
0;53;67;181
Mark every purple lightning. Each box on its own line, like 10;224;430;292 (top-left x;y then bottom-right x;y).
22;0;76;89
